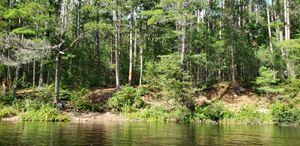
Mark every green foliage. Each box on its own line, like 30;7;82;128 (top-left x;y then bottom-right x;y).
279;79;300;98
128;106;169;121
20;104;69;122
168;105;192;122
0;106;18;119
0;94;15;105
107;86;144;112
271;102;300;125
256;67;284;94
71;96;99;112
34;85;55;103
144;53;193;105
10;27;36;35
128;105;191;122
203;103;226;122
235;105;272;124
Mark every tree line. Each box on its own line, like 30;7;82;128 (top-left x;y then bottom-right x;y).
0;0;299;105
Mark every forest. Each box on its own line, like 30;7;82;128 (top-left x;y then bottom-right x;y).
0;0;300;125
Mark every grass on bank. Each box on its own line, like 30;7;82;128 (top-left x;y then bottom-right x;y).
106;86;300;126
0;84;300;125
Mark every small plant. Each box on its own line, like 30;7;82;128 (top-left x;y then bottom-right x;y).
235;105;271;124
107;85;144;112
203;102;226;122
256;67;284;94
20;104;69;122
271;102;300;125
0;106;18;119
0;94;15;105
168;105;192;122
71;96;99;111
128;106;169;121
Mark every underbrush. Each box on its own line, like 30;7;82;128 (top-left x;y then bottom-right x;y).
19;104;69;122
228;105;272;124
127;105;192;122
270;102;300;126
107;85;145;113
0;106;18;119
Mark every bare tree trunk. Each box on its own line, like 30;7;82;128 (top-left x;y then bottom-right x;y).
128;10;133;85
95;8;100;68
47;70;50;85
237;0;241;27
75;0;81;50
13;65;20;96
284;0;295;78
7;0;13;89
230;46;236;83
139;45;143;87
180;16;187;65
32;59;36;87
54;47;62;104
113;4;120;88
38;61;43;87
266;0;274;66
111;36;114;64
54;0;68;105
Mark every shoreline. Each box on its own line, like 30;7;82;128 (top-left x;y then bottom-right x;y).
0;111;279;126
0;112;132;123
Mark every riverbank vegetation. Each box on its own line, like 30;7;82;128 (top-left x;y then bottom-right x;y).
0;0;300;126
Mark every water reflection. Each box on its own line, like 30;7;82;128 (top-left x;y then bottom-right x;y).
0;121;299;146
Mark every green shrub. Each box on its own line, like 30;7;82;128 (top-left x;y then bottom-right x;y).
71;96;99;111
35;85;55;103
0;94;15;105
168;105;192;122
271;102;300;125
0;106;18;118
128;106;169;121
194;106;207;121
235;105;271;124
144;53;193;105
107;85;144;112
203;102;226;122
255;67;284;94
20;104;69;122
280;79;300;98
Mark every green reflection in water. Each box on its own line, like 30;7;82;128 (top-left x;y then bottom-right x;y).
0;121;299;146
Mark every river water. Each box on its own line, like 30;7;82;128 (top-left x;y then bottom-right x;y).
0;121;299;146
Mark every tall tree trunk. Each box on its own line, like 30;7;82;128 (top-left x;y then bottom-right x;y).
32;59;36;87
54;0;68;105
12;65;20;96
38;61;44;87
54;48;62;104
95;8;100;69
128;10;133;85
139;44;143;87
113;4;120;88
7;0;13;88
266;0;274;66
180;16;187;65
230;46;236;83
133;10;137;84
133;9;137;68
284;0;295;78
75;0;81;50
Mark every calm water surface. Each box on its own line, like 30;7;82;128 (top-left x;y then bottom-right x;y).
0;121;299;146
